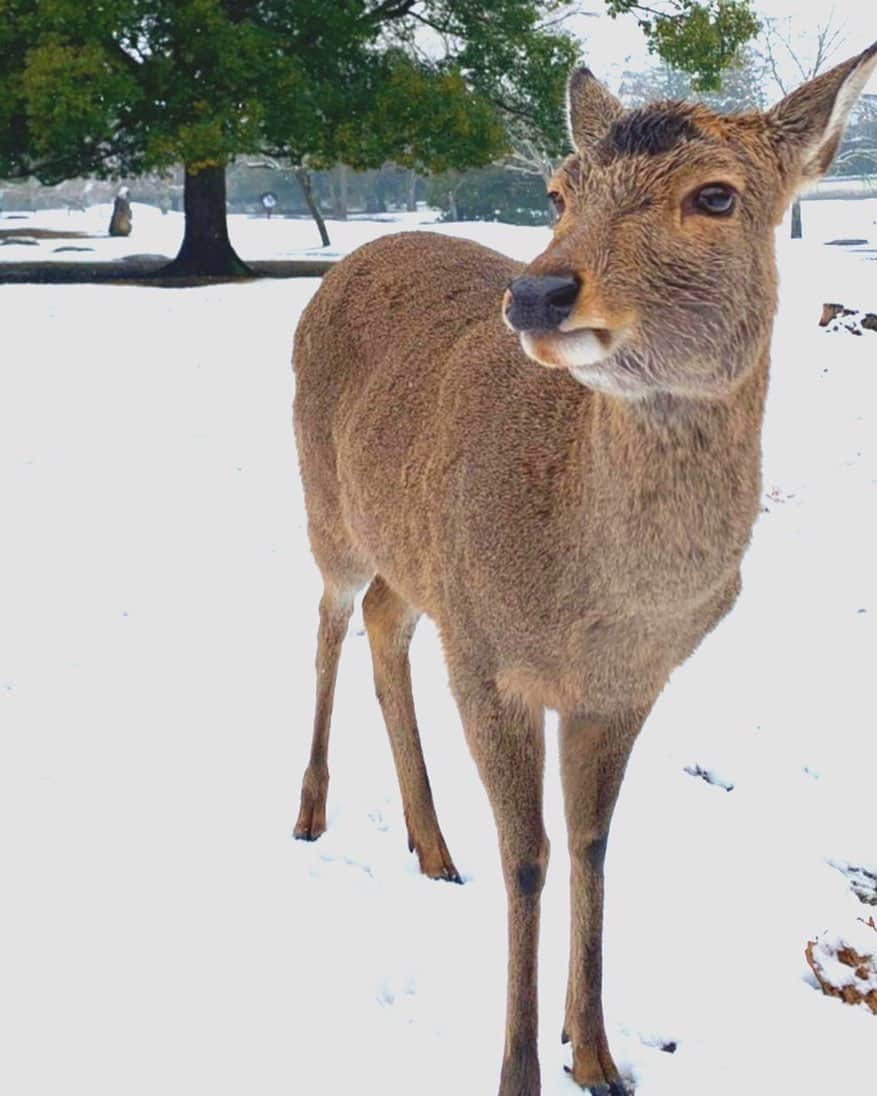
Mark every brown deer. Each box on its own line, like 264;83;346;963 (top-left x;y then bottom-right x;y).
292;44;877;1095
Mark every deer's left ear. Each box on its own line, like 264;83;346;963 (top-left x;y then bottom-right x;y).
767;42;877;187
567;66;624;156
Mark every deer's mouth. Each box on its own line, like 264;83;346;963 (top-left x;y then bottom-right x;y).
518;326;621;371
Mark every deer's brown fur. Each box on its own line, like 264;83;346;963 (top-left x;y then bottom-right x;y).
292;44;877;1095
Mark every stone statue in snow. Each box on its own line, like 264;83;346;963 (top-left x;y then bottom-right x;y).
109;188;132;237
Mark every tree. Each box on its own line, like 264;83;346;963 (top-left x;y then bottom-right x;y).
0;1;571;275
506;1;761;182
425;164;555;224
605;0;760;90
756;15;846;237
832;95;877;178
620;46;768;112
0;1;762;274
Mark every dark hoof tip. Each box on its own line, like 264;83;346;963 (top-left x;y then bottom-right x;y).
293;829;320;842
428;863;463;884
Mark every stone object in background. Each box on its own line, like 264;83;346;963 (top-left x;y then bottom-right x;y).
109;187;132;237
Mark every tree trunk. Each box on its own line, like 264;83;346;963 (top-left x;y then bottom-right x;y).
791;197;803;239
296;169;330;247
406;169;418;213
335;164;348;220
160;164;251;278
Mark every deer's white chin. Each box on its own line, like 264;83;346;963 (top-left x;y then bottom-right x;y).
566;364;632;395
519;329;612;372
519;329;647;397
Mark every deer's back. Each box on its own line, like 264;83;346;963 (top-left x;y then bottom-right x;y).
296;231;525;589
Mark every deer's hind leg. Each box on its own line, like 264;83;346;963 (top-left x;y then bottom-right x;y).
294;585;356;841
362;575;460;882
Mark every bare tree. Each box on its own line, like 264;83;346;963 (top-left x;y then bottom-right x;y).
504;132;559;183
758;15;847;237
760;15;846;94
244;155;331;247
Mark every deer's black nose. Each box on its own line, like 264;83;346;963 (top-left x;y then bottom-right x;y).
506;275;580;331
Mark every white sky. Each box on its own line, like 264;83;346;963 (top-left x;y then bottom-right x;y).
574;2;877;98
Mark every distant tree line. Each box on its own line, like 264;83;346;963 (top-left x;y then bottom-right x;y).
4;52;872;238
0;1;767;275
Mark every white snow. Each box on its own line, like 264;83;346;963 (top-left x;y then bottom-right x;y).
0;201;550;263
808;924;877;1001
1;203;875;1096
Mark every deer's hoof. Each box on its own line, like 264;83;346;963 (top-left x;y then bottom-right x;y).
293;813;326;841
293;782;327;841
563;1070;629;1095
428;860;463;884
409;831;463;884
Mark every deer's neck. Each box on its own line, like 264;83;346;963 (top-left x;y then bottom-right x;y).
572;353;770;609
588;350;768;488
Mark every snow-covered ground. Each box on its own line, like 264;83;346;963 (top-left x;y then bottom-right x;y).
7;194;874;264
1;203;875;1096
0;201;551;263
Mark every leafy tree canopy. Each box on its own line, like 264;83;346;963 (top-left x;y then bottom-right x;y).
0;1;761;272
619;46;769;113
0;0;580;184
605;0;761;90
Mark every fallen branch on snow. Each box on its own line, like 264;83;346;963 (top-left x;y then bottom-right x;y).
819;302;877;335
806;929;877;1015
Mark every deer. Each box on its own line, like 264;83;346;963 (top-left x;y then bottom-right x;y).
291;44;877;1095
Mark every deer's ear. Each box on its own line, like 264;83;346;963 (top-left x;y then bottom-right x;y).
767;42;877;187
567;66;624;154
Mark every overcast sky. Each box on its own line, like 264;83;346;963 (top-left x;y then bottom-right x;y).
573;2;876;97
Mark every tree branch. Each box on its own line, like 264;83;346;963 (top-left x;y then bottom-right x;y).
365;0;420;22
108;36;145;74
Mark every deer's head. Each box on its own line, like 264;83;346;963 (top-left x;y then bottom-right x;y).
503;43;877;399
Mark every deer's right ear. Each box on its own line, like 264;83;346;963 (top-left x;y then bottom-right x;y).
567;66;624;155
766;42;877;189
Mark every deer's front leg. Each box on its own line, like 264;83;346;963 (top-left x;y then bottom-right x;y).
559;710;646;1095
453;674;548;1096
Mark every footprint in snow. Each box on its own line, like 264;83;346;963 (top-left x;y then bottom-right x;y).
828;859;877;906
683;763;735;792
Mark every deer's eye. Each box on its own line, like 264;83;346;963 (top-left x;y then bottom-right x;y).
692;184;737;216
548;190;565;219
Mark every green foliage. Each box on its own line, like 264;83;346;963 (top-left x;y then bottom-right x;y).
0;0;764;215
449;2;579;163
832;104;877;178
424;165;554;224
0;1;575;185
330;56;508;174
20;39;142;179
605;0;760;90
620;47;768;113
